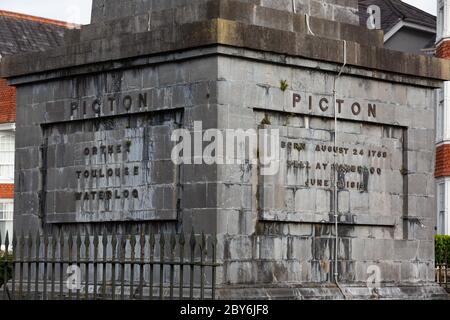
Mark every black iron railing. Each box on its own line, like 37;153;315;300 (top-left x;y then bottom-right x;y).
0;229;219;300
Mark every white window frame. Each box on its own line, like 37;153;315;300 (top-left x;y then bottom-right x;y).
0;128;15;184
436;82;450;144
437;0;450;44
0;200;13;249
437;178;450;235
0;200;13;222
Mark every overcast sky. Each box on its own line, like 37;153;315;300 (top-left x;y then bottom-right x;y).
0;0;438;25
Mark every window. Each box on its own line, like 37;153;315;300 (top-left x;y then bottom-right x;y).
0;133;14;181
0;201;13;241
436;82;450;143
437;0;450;43
437;88;444;142
437;182;448;235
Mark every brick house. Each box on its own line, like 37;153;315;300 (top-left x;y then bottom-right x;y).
359;0;436;55
0;10;72;238
436;0;450;236
359;1;450;236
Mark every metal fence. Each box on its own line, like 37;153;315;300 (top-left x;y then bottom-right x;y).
436;262;449;293
0;229;219;300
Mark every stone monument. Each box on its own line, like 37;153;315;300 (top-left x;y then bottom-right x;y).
1;0;450;299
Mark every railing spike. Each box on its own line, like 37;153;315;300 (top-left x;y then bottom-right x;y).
5;230;9;248
120;233;127;249
28;230;33;249
52;229;57;248
0;231;3;249
59;229;64;248
93;229;99;247
170;231;176;250
111;229;117;248
179;232;185;246
35;230;40;247
130;231;137;248
84;228;90;249
19;231;25;257
190;230;196;249
139;228;145;249
159;232;165;247
68;230;73;253
201;232;206;247
43;230;49;247
76;230;82;247
102;228;108;247
12;231;17;249
201;232;207;257
149;231;155;248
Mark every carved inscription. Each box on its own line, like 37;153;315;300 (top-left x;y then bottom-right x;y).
44;113;181;223
74;141;140;203
282;141;389;191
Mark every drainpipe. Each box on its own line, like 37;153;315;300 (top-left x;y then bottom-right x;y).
333;40;351;300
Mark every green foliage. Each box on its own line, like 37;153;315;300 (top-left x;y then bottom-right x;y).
435;235;450;264
0;250;13;287
280;80;289;92
260;114;271;125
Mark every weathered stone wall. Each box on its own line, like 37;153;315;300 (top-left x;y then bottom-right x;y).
91;0;359;25
214;54;437;290
4;0;448;299
14;56;220;234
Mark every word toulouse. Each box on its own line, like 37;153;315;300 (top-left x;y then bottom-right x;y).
293;93;377;118
75;141;140;202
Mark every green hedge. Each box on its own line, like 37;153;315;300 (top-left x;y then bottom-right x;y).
0;251;13;287
435;235;450;264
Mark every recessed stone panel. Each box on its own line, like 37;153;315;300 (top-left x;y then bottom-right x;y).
43;112;182;223
258;113;405;227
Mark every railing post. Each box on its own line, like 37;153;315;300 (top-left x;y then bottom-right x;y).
19;232;24;299
93;230;99;300
200;233;206;300
212;235;217;300
27;231;32;300
159;233;165;300
169;232;176;300
67;231;73;300
12;232;17;300
189;230;196;300
148;232;155;300
5;232;10;300
76;231;82;300
111;230;117;300
1;232;9;300
43;232;49;300
102;229;108;299
179;233;185;300
34;232;41;300
138;229;145;300
50;230;56;300
84;231;90;300
58;231;64;300
120;234;126;300
130;232;136;300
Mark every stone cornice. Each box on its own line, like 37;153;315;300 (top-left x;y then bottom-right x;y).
1;17;449;82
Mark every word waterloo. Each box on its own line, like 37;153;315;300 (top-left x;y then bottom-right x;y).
67;91;377;119
75;141;140;202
